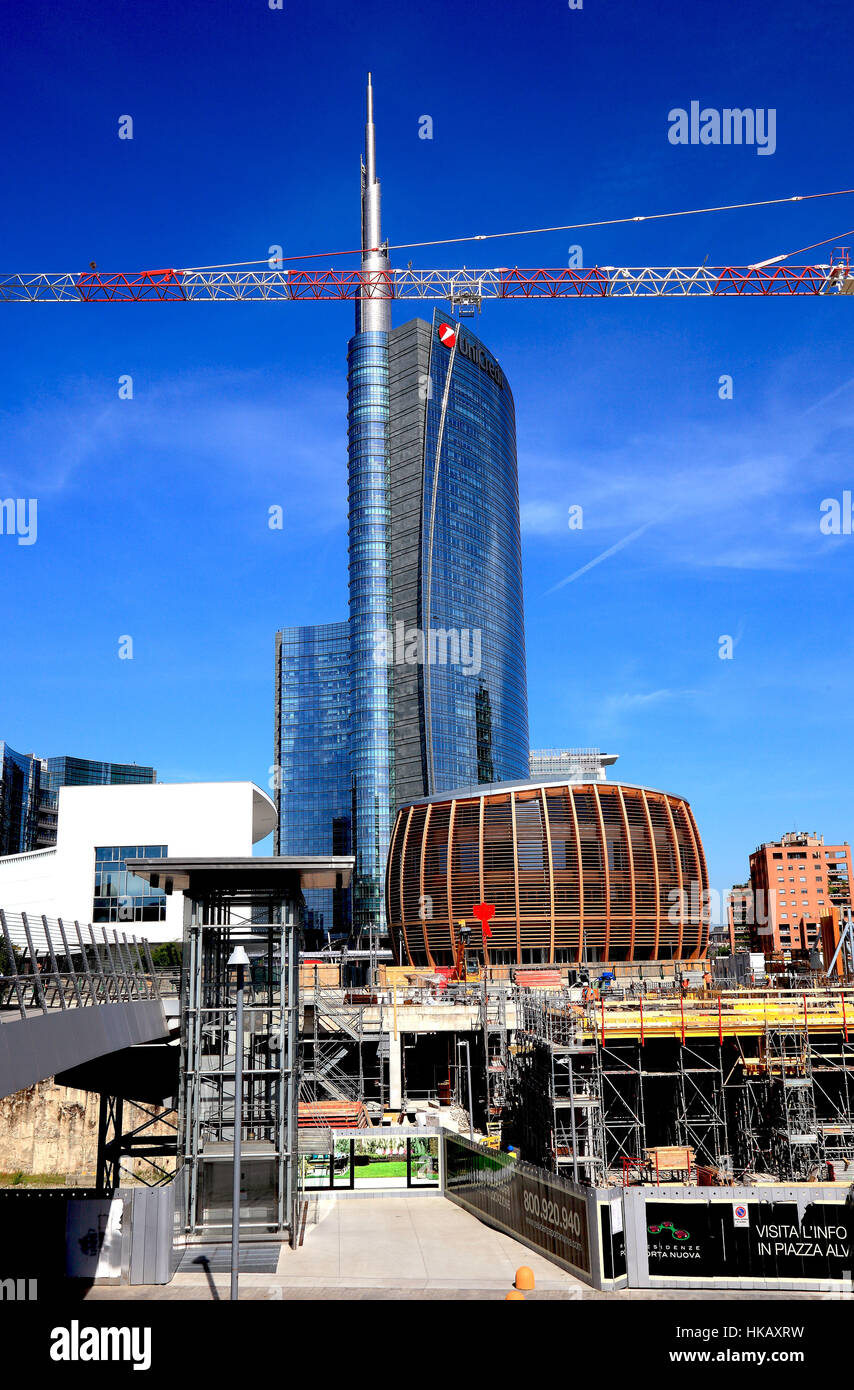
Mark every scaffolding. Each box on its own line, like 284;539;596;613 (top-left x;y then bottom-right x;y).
765;1029;822;1181
725;1024;854;1180
597;1040;646;1172
504;984;854;1184
480;980;509;1139
301;969;385;1113
810;1030;854;1171
510;990;606;1184
676;1042;730;1170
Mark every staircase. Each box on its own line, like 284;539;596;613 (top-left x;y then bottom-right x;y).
303;1040;362;1102
313;988;364;1042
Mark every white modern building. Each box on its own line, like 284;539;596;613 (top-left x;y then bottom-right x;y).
0;781;277;942
528;748;619;782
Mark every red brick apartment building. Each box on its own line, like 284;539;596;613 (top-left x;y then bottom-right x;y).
747;831;852;956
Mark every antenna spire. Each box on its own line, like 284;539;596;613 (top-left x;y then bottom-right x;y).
358;73;390;332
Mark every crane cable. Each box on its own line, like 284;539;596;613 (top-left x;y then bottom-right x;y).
177;185;854;273
11;186;854;277
749;226;854;269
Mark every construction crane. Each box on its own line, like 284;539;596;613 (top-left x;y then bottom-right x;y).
1;256;852;304
3;74;854;307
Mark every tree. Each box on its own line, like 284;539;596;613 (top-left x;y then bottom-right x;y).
0;938;21;976
149;942;183;969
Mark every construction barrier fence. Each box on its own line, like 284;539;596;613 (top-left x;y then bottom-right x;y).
442;1131;627;1288
442;1134;854;1294
623;1186;854;1293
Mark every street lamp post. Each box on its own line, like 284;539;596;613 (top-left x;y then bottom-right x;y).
458;1038;474;1139
227;943;250;1302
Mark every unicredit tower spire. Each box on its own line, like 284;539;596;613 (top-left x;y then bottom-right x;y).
275;74;528;949
357;72;391;333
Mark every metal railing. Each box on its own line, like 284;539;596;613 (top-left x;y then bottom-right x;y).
0;909;160;1022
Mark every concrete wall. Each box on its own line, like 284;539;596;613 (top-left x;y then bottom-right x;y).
0;1081;98;1179
0;848;58;916
0;1079;176;1184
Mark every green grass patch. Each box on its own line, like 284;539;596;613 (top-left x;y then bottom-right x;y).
353;1160;407;1178
0;1171;68;1187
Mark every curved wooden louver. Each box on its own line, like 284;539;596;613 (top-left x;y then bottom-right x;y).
388;782;709;966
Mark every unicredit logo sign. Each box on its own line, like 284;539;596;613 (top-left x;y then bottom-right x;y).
437;322;503;389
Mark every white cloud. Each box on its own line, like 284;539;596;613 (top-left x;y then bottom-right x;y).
602;687;700;713
0;369;349;533
521;399;854;574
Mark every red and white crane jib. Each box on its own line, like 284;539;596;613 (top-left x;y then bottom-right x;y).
0;260;852;302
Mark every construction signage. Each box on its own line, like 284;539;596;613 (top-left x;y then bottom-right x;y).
444;1133;591;1278
644;1198;853;1285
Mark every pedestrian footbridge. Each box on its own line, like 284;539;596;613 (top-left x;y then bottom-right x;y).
0;909;171;1098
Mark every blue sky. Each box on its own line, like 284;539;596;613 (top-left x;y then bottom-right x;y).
2;0;853;900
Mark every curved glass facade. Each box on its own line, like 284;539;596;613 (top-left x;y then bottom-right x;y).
275;86;529;943
278;316;530;943
419;310;529;793
348;331;394;936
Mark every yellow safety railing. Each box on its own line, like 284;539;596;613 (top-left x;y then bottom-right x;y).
578;988;854;1043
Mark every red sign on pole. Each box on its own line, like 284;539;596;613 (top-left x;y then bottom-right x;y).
473;902;495;939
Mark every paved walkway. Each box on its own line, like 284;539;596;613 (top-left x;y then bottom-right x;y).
89;1195;581;1299
83;1194;831;1301
278;1194;580;1291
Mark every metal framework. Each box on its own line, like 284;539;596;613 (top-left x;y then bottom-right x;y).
505;983;854;1183
597;1040;646;1171
301;967;386;1113
2;260;853;303
480;980;509;1138
511;989;606;1183
181;913;299;1240
765;1029;822;1181
0;908;159;1019
95;1095;178;1194
675;1041;730;1169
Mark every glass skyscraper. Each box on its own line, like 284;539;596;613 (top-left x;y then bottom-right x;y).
0;743;45;857
0;743;156;856
387;310;529;805
274;77;529;941
274;624;352;942
44;756;155;790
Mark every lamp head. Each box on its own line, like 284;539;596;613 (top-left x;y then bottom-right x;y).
227;945;250;969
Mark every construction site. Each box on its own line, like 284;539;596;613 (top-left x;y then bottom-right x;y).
3;50;854;1307
295;950;854;1191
